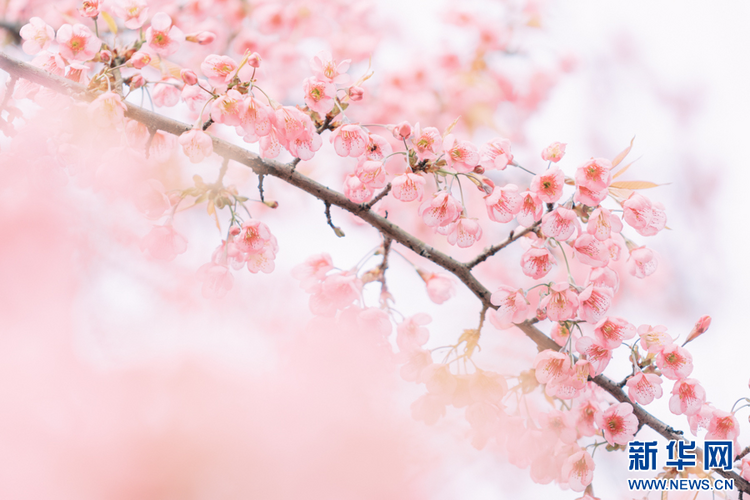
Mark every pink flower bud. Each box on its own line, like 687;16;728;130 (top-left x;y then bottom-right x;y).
348;85;364;101
180;68;198;86
129;73;145;89
473;165;485;174
391;121;412;141
130;51;151;69
99;49;112;63
187;31;217;45
684;315;711;345
247;52;261;68
229;226;240;236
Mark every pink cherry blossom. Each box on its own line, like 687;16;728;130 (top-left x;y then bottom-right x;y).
546;360;591;400
541;207;578;241
348;85;364;101
572;234;609;268
396;314;431;353
623;193;667;236
112;0;149;29
520;247;556;280
343;173;373;203
593;316;635;349
742;458;750;482
201;54;239;87
656;344;693;380
355;160;387;189
391;173;426;202
626;372;663;405
79;0;100;18
442;217;483;248
575;336;612;376
56;24;100;61
134;179;169;219
707;409;740;441
443;134;479;173
517;190;544;227
595;402;638;446
152;80;181;107
418;192;462;227
178;128;213;163
330;124;369;158
196;263;234;299
411;123;443;162
419;271;456;304
575;184;608;207
576;397;601;437
575;158;612;192
19;17;54;55
130;51;151;69
139;224;188;261
237;96;273;140
211;89;244;126
360;134;392;162
181;69;198;86
485;183;522;223
146;12;185;56
88;91;127;128
539;409;577;444
689;404;716;435
421;363;458;397
235;219;273;254
390;121;412;141
246;242;278;274
303;77;336;115
291;253;333;291
311;50;351;84
309;272;361;315
669;378;706;416
534;350;573;385
588;266;619;292
561;449;595;492
628;246;658;278
479;137;513;170
530;166;565;203
489;286;530;329
540;282;579;321
637;324;674;354
685;315;711;345
578;286;614;324
587;207;623;241
469;370;508;405
541;142;566;163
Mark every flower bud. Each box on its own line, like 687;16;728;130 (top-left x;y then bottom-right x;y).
391;121;412;141
187;31;217;45
99;49;112;64
129;73;146;90
348;85;364;101
180;68;198;86
473;165;485;174
247;52;262;68
684;315;711;345
130;51;151;69
229;226;241;236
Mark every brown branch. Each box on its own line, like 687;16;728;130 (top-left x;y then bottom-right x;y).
465;221;540;269
1;51;747;494
363;183;391;210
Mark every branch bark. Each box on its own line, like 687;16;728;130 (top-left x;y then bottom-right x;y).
1;51;746;493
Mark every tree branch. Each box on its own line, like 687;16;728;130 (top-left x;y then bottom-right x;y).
465;221;540;269
2;51;746;494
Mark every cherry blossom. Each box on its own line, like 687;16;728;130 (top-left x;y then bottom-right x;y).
655;344;693;380
146;12;184;56
541;142;566;163
575;158;612;192
534;350;573;385
88;91;127;128
140;225;188;261
311;50;351;84
485;183;522;223
637;324;674;354
441;217;483;248
201;55;239;88
627;246;658;278
596;402;638;446
196;263;234;299
303;77;336;115
530;166;565;203
587;207;623;241
56;24;100;62
443;134;479;173
235;219;274;254
411;123;443;162
593;316;635;349
578;286;614;324
623;193;667;236
418;192;462;227
490;286;530;329
572;234;609;268
479;137;513;170
707;409;740;441
19;17;54;55
626;373;663;405
540;283;579;321
419;272;455;304
541;207;578;241
669;378;706;416
392;173;426;202
520;247;556;280
517;190;544;226
561;449;595;492
291;253;333;291
331;124;368;157
396;314;431;353
112;0;149;29
575;336;612;376
178;128;214;163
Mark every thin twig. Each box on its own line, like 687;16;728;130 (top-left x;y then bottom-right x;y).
465;221;540;269
324;201;345;237
362;183;391;210
258;173;265;202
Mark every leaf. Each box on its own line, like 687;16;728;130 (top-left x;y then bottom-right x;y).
443;116;461;138
609;180;662;190
607;187;634;201
206;199;215;216
100;12;118;35
612;156;641;179
612;136;635;167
